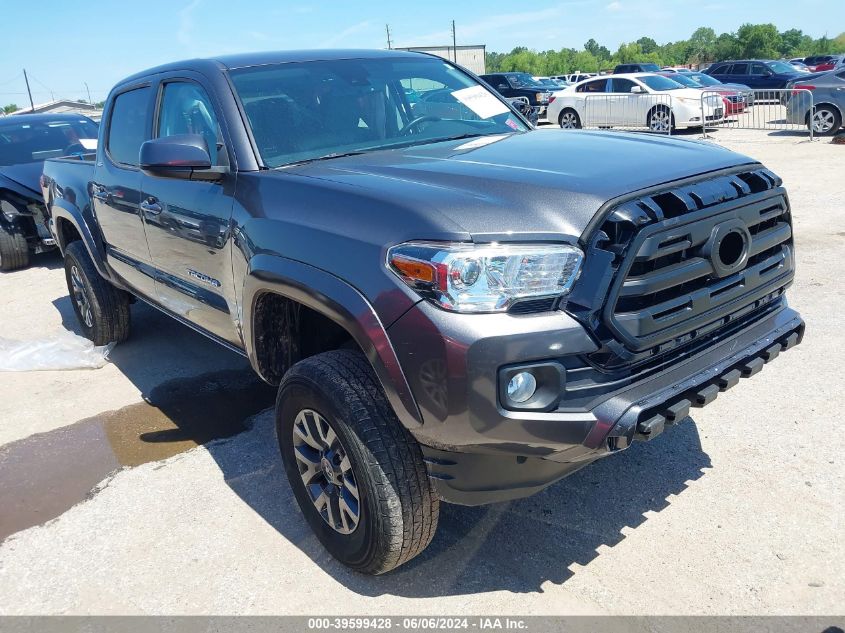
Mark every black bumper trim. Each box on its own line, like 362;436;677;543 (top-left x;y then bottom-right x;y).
633;321;804;441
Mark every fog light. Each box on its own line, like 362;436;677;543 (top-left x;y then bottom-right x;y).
507;372;537;403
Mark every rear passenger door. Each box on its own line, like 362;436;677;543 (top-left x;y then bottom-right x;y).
728;63;750;86
92;84;157;297
576;78;609;125
139;74;240;345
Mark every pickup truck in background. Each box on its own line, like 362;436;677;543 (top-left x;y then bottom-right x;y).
0;113;98;270
42;49;804;574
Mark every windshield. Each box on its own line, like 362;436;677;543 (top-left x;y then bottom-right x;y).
0;118;98;167
688;72;721;86
230;58;528;168
662;73;700;88
506;73;546;89
768;61;796;74
639;75;686;91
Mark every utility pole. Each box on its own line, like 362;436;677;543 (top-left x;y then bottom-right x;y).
451;20;457;62
23;69;34;111
84;82;92;104
385;24;392;49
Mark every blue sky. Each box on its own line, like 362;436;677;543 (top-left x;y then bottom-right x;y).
1;0;842;105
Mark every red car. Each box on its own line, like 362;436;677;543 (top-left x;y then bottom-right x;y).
656;72;746;115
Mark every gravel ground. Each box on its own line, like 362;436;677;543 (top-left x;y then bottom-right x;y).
0;128;842;615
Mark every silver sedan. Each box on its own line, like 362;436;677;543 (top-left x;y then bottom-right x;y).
786;69;845;135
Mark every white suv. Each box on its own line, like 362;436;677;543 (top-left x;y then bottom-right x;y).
547;73;724;132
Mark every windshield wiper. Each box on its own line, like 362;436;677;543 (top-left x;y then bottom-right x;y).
281;150;369;168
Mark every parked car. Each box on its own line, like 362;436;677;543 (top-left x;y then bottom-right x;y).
561;73;596;84
479;72;552;118
785;59;812;73
534;76;569;90
548;73;723;131
803;55;840;72
785;69;845;135
613;63;661;73
657;72;746;115
705;60;805;98
0;113;98;270
685;71;754;102
42;49;803;574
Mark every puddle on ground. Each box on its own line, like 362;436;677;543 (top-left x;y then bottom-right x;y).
0;370;277;541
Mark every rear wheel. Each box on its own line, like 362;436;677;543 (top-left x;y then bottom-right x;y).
808;106;842;136
277;349;439;574
647;106;674;133
63;241;131;345
0;221;30;271
558;108;581;129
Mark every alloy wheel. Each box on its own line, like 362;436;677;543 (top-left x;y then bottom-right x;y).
292;408;360;535
559;111;579;129
812;109;836;134
649;109;672;133
70;265;94;328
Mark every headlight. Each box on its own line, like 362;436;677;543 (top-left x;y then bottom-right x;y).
388;241;584;313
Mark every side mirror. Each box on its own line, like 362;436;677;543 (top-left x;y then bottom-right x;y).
140;134;224;181
630;85;644;94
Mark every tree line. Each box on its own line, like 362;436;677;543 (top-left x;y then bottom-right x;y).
485;25;845;75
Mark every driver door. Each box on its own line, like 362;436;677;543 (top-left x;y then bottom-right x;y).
139;75;240;345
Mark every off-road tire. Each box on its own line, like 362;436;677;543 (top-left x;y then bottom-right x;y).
276;349;439;574
63;241;131;345
0;222;30;271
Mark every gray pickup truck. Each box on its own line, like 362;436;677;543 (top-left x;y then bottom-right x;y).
41;49;804;574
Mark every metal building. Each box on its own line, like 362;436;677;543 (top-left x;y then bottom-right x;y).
394;45;486;75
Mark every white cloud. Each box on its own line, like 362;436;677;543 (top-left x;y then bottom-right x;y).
177;0;202;47
318;21;373;48
606;1;623;11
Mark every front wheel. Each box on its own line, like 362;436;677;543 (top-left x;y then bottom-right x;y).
558;108;582;129
647;106;674;133
809;106;842;136
277;350;439;574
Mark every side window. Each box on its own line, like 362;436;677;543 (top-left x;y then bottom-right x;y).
611;78;636;93
730;63;749;75
577;79;607;93
836;71;845;80
750;63;768;75
710;65;728;74
107;87;151;167
157;82;224;166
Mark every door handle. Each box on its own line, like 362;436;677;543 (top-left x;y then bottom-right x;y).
93;187;109;202
140;198;163;215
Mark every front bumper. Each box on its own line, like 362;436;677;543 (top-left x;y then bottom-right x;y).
389;300;803;505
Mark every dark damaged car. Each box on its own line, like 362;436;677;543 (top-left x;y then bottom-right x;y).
41;50;804;574
0;113;98;270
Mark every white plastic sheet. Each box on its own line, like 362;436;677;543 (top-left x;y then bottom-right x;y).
0;332;114;372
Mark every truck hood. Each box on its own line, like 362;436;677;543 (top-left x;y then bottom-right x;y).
286;130;755;240
0;162;42;197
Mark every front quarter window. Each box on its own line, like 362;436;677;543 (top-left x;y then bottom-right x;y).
230;57;528;168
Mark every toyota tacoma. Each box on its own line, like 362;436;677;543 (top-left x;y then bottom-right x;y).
41;50;804;574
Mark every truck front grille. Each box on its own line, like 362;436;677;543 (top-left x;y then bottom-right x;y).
568;167;795;370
